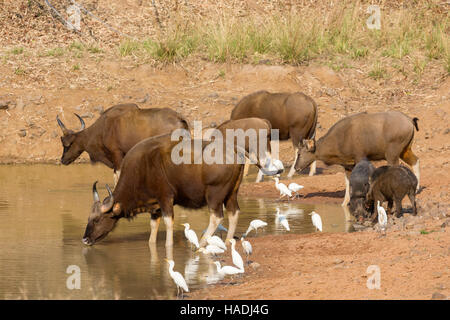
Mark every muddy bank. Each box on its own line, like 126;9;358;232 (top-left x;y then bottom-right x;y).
188;212;450;300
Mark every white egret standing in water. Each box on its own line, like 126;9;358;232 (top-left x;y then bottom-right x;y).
227;239;244;272
377;201;388;234
273;176;292;199
276;208;290;231
165;259;189;299
310;211;323;232
181;223;199;249
207;235;227;251
245;219;268;236
288;182;304;198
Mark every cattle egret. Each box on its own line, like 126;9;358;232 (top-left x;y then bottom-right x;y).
273;159;285;171
227;239;245;272
241;237;253;264
377;201;388;234
181;223;199;249
207;235;227;251
273;177;292;199
288;183;304;198
276;208;290;231
198;245;225;256
245;219;268;236
214;261;244;283
165;259;189;298
310;211;323;232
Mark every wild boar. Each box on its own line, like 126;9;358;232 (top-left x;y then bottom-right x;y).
366;165;418;220
349;159;375;221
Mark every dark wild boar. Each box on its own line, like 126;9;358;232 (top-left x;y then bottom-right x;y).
349;159;375;221
366;165;418;220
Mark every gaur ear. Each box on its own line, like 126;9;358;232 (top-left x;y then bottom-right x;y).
112;203;121;216
304;139;316;152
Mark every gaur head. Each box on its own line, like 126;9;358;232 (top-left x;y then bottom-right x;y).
57;114;86;165
82;182;121;246
294;139;317;173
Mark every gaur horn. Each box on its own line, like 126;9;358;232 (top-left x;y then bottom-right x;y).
101;184;114;213
74;113;85;131
56;115;69;135
92;181;100;202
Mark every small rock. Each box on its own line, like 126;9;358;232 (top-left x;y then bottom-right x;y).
431;292;447;300
433;272;442;279
18;129;26;137
333;258;344;265
0;100;10;110
249;262;260;270
209;122;217;128
443;128;450;135
208;92;219;99
292;271;302;277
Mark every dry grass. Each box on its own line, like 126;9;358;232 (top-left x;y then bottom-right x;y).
112;2;449;74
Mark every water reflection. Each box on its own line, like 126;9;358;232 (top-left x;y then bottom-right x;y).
0;164;351;299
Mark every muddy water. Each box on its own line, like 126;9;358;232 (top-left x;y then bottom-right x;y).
0;164;351;299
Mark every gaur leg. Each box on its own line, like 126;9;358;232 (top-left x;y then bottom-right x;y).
342;169;352;206
225;192;240;240
401;146;420;191
309;160;317;176
288;147;299;178
160;198;175;247
243;158;250;176
255;169;264;183
149;212;161;244
200;206;224;247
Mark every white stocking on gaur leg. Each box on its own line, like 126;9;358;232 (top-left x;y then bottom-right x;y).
226;210;240;240
342;170;351;207
288;148;299;178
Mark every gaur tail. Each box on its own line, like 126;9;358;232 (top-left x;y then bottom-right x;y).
412;117;419;131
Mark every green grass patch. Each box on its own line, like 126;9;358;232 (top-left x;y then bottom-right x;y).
46;47;64;57
10;47;24;55
369;62;387;80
